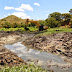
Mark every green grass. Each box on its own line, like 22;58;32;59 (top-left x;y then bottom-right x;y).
0;27;25;31
28;26;38;31
0;64;47;72
36;27;72;36
0;27;38;32
0;27;72;35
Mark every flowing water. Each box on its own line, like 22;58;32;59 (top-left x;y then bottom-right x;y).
5;42;72;72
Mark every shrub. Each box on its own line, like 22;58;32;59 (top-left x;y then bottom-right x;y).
21;23;25;27
12;23;20;28
1;22;11;28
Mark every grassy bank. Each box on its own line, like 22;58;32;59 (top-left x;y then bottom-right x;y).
36;27;72;36
0;64;47;72
0;28;25;31
0;27;72;36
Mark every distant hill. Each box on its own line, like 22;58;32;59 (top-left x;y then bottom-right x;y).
0;15;26;24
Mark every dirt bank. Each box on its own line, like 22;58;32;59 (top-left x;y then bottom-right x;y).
0;31;34;67
22;32;72;64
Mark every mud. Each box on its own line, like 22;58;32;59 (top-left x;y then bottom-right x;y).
22;32;72;64
0;31;34;67
0;31;72;71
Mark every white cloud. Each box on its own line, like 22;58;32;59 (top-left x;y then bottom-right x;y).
20;4;33;11
4;6;14;10
0;17;2;19
4;4;33;12
4;4;33;19
34;2;40;6
15;8;24;12
12;12;31;19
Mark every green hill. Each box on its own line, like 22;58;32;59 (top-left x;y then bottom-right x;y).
0;15;26;24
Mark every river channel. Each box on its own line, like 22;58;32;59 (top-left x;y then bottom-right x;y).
4;42;72;72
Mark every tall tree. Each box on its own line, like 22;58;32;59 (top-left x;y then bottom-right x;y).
69;9;72;15
49;12;62;21
45;17;59;28
62;13;71;20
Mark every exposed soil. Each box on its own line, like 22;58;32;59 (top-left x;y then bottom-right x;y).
22;32;72;64
0;31;34;67
0;46;26;67
0;31;72;71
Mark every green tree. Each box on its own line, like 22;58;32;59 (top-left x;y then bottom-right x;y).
38;20;46;25
69;9;72;15
49;12;62;21
45;17;60;28
62;13;71;20
69;9;72;18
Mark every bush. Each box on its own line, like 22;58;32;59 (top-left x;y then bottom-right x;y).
12;23;21;28
21;23;25;27
1;22;11;28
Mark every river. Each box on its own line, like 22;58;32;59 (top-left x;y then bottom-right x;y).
4;42;72;72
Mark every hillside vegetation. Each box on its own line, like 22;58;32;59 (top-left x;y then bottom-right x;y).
0;15;26;24
0;15;27;28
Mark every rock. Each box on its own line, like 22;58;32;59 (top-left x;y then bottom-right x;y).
37;60;43;66
0;61;5;65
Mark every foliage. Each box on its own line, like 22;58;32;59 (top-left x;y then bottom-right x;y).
12;23;21;28
28;26;38;31
36;27;72;36
69;9;72;15
38;20;46;25
21;23;25;27
1;22;11;28
45;17;60;28
0;64;47;72
70;20;72;28
0;28;25;31
62;13;71;20
61;19;70;26
0;15;26;27
49;12;62;21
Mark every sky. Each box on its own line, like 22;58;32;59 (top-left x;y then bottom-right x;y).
0;0;72;20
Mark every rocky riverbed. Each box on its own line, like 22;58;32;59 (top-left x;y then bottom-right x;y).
22;32;72;64
0;31;72;72
0;31;34;68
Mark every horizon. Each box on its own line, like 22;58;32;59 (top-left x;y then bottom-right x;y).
0;0;72;20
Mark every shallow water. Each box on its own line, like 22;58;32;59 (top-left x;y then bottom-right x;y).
5;42;72;72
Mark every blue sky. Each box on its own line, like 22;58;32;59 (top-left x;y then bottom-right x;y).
0;0;72;20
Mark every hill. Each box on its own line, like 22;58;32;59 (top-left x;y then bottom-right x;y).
0;15;26;24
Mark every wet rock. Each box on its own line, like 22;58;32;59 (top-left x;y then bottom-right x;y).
56;49;61;52
0;61;5;65
0;57;3;59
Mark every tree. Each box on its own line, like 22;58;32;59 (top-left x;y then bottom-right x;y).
49;12;62;21
62;13;71;20
69;9;72;15
45;17;60;28
38;20;46;25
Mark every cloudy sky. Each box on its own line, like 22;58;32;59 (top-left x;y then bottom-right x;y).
0;0;72;20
